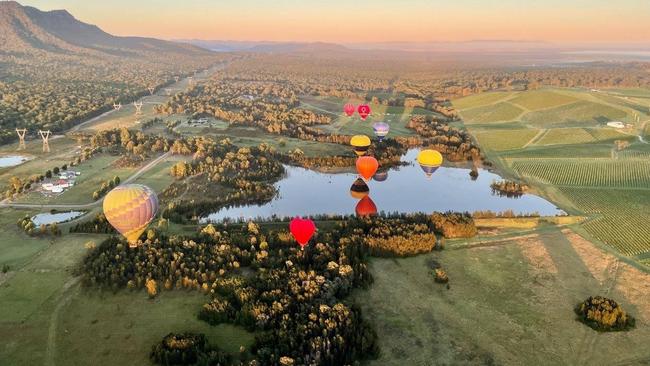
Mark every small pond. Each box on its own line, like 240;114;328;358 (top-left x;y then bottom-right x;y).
31;211;85;226
0;155;32;168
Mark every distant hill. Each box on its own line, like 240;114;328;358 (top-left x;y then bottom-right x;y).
179;39;348;54
0;1;211;57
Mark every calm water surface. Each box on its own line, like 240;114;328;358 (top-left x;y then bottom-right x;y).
32;211;85;226
0;155;31;168
204;149;563;222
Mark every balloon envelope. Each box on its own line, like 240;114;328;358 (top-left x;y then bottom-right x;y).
103;184;158;247
289;217;316;248
356;196;378;217
417;149;443;178
358;104;371;120
373;122;390;141
344;103;356;117
350;178;370;199
356;156;379;181
350;135;371;156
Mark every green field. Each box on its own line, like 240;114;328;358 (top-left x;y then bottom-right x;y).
358;228;650;365
510;159;650;188
472;129;539;151
509;90;578;110
523;101;628;127
455;88;650;258
460;102;524;124
14;154;136;205
452;91;515;110
300;95;434;137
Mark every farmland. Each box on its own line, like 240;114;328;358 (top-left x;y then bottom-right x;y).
454;87;650;261
358;228;650;365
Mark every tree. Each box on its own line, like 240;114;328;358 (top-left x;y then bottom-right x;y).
45;170;52;179
53;167;60;175
146;279;158;298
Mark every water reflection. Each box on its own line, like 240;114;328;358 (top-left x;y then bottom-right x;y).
203;149;564;222
32;211;85;226
356;196;378;217
350;178;370;200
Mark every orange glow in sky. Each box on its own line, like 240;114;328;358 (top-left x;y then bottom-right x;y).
22;0;650;43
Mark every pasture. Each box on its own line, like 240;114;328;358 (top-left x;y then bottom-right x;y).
472;129;539;151
460;102;524;124
358;228;650;365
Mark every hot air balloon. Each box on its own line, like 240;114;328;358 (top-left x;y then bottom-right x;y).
373;171;388;182
356;156;379;181
358;104;371;120
103;184;159;247
373;122;390;141
289;217;316;249
350;178;370;200
343;103;356;117
417;149;443;178
356;196;377;217
350;135;371;156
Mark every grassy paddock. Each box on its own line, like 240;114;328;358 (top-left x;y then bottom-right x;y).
357;228;650;366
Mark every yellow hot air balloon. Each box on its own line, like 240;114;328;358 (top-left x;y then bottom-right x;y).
103;184;159;247
417;149;443;178
350;135;371;156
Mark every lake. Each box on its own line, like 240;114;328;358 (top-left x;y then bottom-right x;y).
32;211;85;226
203;149;564;222
0;155;31;168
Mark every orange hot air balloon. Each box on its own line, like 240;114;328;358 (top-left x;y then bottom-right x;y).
356;156;379;181
356;196;377;217
289;217;316;249
350;178;370;200
103;184;158;247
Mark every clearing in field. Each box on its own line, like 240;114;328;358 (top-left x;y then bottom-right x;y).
472;129;539;151
523;101;628;127
533;128;595;146
460;102;524;124
357;228;650;366
509;90;578;110
452;91;515;110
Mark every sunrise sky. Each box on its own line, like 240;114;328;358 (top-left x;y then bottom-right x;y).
19;0;650;44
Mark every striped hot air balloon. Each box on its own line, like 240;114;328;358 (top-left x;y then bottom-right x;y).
350;135;371;156
373;122;390;141
350;178;370;200
103;184;159;247
373;171;388;182
417;149;443;178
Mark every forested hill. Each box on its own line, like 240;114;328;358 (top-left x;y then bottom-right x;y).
0;1;223;145
0;1;211;57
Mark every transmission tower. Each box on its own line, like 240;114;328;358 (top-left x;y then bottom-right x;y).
133;101;143;115
148;87;155;95
39;130;51;153
113;103;122;111
16;128;27;150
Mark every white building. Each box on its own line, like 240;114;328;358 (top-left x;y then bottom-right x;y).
607;121;625;129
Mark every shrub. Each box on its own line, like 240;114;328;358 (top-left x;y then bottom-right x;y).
575;296;635;331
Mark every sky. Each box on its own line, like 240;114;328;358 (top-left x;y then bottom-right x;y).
19;0;650;44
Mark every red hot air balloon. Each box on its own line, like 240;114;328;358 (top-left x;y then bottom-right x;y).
289;217;316;249
344;103;356;117
356;156;379;181
356;196;377;217
358;104;371;120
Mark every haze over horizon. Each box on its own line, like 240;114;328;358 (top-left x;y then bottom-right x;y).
15;0;650;46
